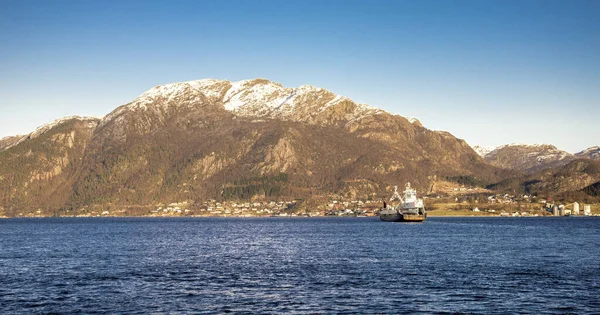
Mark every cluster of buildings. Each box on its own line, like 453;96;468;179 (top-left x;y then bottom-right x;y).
470;207;540;216
457;193;596;217
324;199;379;216
146;198;384;217
450;193;525;205
150;200;300;217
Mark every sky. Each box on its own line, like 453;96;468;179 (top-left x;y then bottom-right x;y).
1;0;598;153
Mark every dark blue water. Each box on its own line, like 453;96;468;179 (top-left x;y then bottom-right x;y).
1;217;599;314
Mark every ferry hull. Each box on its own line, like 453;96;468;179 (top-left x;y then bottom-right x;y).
399;213;426;222
380;212;403;222
379;212;426;222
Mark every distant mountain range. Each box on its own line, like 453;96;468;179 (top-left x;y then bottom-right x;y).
487;158;600;201
472;144;600;174
0;78;510;216
470;143;600;202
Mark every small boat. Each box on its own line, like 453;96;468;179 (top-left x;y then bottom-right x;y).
379;182;426;222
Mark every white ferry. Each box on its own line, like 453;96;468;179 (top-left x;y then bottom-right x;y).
379;182;426;222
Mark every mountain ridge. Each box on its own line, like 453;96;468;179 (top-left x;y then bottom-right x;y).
110;78;411;129
470;143;598;174
0;78;536;216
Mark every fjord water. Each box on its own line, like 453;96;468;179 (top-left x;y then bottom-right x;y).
1;217;598;314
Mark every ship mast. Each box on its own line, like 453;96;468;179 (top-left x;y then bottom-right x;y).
389;185;405;203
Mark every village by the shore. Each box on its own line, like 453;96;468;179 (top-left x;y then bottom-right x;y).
5;190;598;218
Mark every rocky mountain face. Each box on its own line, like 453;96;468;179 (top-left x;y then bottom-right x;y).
0;78;509;216
488;158;600;199
477;144;576;174
0;117;99;214
581;181;600;197
531;159;600;194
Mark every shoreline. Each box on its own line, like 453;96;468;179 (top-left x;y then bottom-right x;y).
2;214;597;219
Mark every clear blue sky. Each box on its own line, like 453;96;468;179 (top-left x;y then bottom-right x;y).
1;0;598;153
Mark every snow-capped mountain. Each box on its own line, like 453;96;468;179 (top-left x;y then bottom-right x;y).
470;143;599;174
575;146;600;160
471;145;497;158
1;77;506;216
105;78;385;128
2;77;596;216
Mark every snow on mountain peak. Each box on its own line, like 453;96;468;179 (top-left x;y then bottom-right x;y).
473;142;576;168
114;78;416;127
575;146;600;160
30;116;99;137
471;145;497;157
136;79;229;104
3;116;100;150
223;79;289;112
493;143;551;150
577;146;600;154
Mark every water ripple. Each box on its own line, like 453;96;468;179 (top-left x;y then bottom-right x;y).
0;217;599;314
